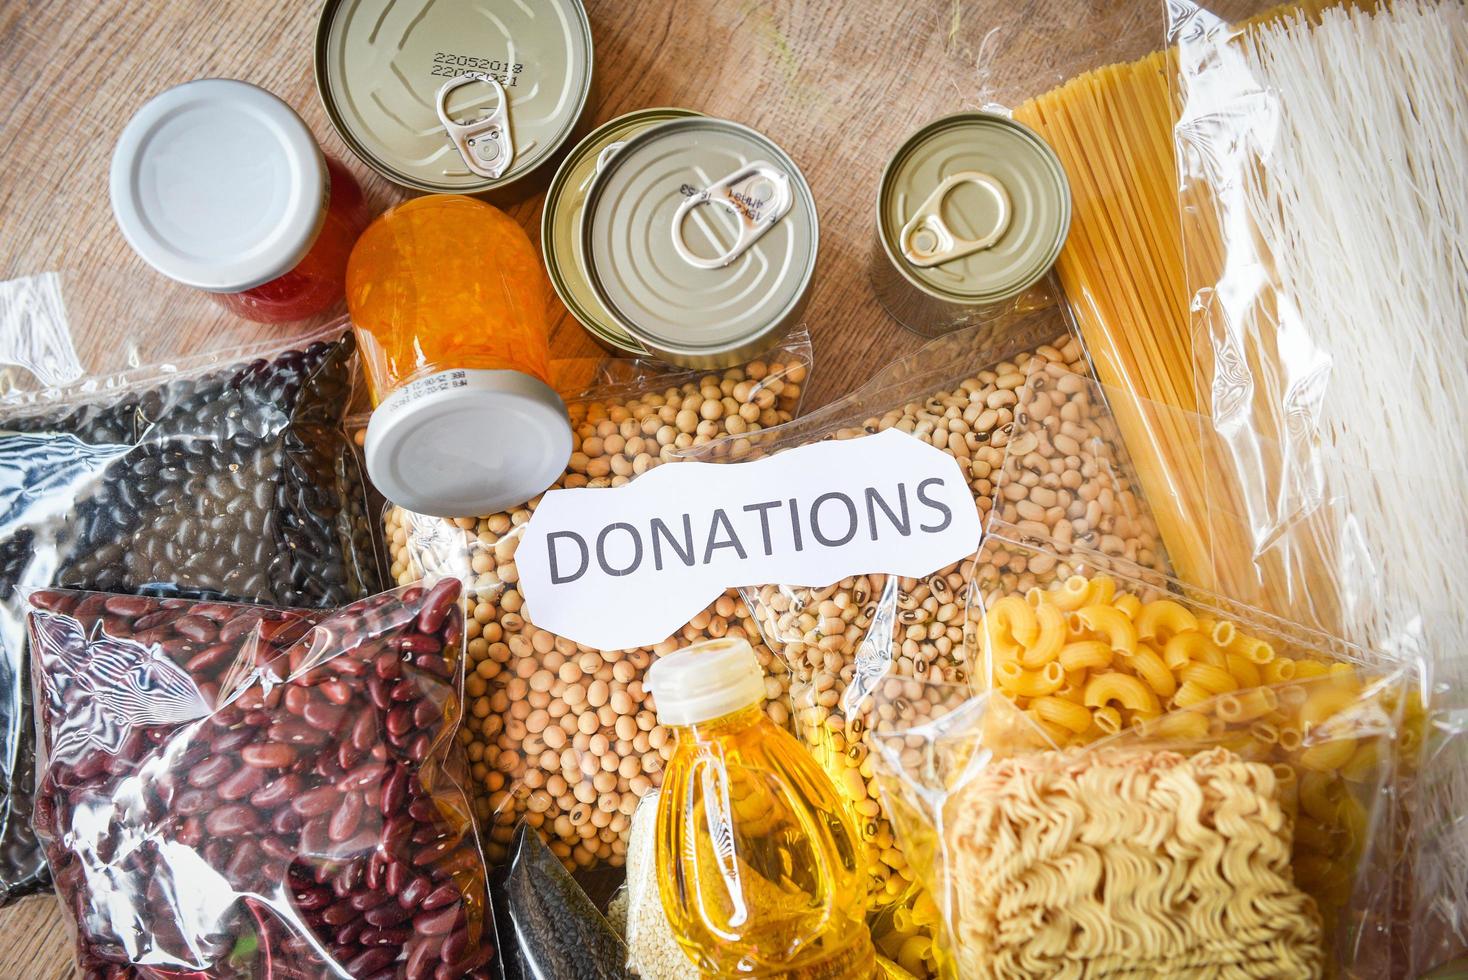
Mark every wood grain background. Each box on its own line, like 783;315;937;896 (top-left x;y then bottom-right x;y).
0;0;1159;974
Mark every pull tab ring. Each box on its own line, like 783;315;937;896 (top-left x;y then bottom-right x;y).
671;162;793;270
900;171;1012;268
436;74;515;180
594;140;626;175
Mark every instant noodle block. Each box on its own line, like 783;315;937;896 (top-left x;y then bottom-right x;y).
947;747;1324;979
29;583;494;980
974;545;1411;967
385;355;809;869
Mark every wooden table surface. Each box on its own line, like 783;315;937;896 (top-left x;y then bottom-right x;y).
0;0;1159;974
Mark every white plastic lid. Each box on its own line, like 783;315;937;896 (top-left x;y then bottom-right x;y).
364;368;573;519
646;638;766;726
110;79;327;293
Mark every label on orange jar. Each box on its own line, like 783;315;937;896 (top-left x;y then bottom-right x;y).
517;430;983;650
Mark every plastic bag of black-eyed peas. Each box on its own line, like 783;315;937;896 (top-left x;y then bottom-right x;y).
914;525;1415;978
381;336;813;878
671;311;1167;978
0;322;381;907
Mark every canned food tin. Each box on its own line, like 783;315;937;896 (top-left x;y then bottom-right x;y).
580;117;818;369
315;0;593;198
542;108;703;355
872;113;1071;337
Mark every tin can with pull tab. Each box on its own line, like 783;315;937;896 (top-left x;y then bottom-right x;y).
541;108;704;355
871;112;1071;337
578;116;819;369
314;0;592;200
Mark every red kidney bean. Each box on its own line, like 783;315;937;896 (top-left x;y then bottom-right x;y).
340;761;386;792
283;686;312;716
241;743;295;768
365;902;414;928
398;874;431;909
328;791;364;843
406;936;439;980
440;927;469;965
216;765;265;801
390;678;418;701
374;652;401;681
204;804;259;836
416;579;459;633
268;719;327;746
412;699;440;728
347;948;397;975
272;806;304;835
185;642;236;674
303;699;345;731
102;595;151;616
419;883;461;912
186;755;235;788
250;773;302;810
386;706;413;739
319;680;352;705
292;786;341;818
172;616;217;643
351;712;378;753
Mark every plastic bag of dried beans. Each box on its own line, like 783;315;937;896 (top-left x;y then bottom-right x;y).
28;581;495;980
678;310;1168;978
0;325;381;907
380;338;813;877
869;529;1414;978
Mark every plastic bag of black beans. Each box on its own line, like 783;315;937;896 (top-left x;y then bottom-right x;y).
28;581;496;980
495;822;628;980
0;327;382;906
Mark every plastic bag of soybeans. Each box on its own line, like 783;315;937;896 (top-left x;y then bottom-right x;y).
684;310;1168;978
381;336;813;874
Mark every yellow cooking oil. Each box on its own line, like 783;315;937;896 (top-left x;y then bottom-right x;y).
647;637;876;979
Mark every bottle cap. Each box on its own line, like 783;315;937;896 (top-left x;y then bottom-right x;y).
110;79;327;293
646;637;766;726
363;368;572;519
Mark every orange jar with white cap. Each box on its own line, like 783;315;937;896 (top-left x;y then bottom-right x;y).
346;195;571;518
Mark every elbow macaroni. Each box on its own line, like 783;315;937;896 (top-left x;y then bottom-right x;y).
983;573;1396;935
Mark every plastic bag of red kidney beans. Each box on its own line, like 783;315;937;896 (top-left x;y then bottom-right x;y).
0;326;383;907
28;580;495;980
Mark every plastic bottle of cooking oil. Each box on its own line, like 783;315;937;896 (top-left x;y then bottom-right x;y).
646;637;876;979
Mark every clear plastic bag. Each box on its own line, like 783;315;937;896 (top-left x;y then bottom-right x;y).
28;582;494;980
1168;1;1468;967
495;822;628;980
678;309;1167;976
382;337;813;874
944;526;1413;977
0;325;380;907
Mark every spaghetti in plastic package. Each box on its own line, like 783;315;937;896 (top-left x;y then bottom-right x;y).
674;311;1166;976
957;524;1414;977
0;324;379;908
381;337;812;875
1168;2;1466;967
28;582;495;980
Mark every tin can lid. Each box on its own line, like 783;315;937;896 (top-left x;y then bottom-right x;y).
315;0;592;194
581;117;818;364
364;368;572;519
110;79;326;293
542;108;703;355
878;113;1070;303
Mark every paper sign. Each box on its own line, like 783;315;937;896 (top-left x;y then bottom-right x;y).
517;429;982;651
